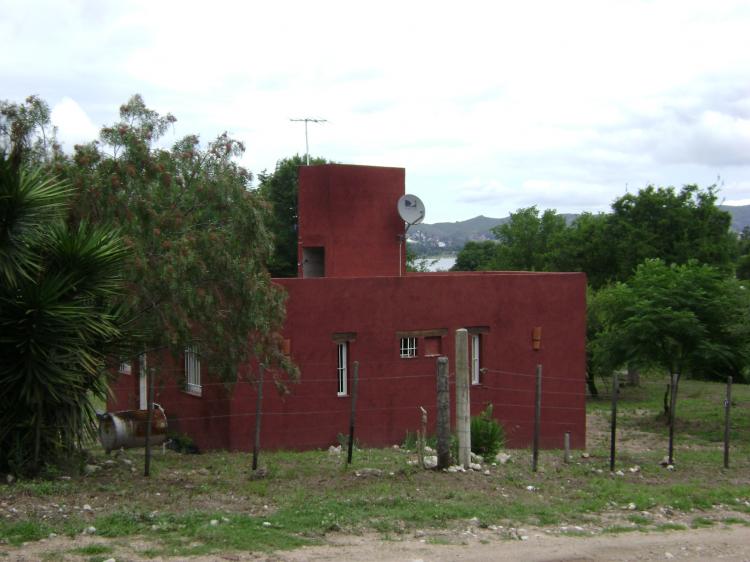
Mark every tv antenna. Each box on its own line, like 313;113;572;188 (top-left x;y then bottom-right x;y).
290;118;327;165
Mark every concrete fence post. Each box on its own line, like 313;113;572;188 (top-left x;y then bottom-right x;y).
455;329;471;468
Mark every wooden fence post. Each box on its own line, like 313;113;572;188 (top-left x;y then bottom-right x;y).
564;432;571;464
347;361;359;465
417;406;428;469
724;376;733;469
144;367;155;477
252;364;264;471
609;371;619;472
436;356;451;469
532;364;542;472
667;372;681;466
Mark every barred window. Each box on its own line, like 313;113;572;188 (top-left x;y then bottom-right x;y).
400;337;418;358
119;361;132;375
185;346;201;396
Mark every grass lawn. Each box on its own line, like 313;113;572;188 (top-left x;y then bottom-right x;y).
1;376;749;558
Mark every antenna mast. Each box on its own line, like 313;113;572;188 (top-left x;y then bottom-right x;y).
290;118;327;165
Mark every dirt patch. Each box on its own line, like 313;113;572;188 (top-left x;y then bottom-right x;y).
587;409;666;454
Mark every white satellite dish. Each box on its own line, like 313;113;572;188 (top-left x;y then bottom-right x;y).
397;194;426;225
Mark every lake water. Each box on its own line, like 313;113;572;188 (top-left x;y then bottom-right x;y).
427;256;456;271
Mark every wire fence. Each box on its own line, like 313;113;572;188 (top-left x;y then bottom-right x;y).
113;356;747;476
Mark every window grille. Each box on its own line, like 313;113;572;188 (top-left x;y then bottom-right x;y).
337;342;348;396
471;334;481;384
400;337;418;358
185;346;201;396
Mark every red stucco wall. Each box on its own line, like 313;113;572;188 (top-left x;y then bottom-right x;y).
108;353;232;451
225;271;587;452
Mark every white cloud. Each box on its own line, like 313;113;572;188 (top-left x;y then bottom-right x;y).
50;97;99;150
3;0;750;221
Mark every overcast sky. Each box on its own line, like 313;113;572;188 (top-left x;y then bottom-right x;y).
3;0;750;222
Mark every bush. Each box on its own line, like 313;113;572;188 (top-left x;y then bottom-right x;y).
470;404;504;458
166;433;200;454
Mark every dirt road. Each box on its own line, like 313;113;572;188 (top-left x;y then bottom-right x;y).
279;525;750;562
3;523;750;561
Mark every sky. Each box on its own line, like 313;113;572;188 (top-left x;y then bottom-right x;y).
2;0;750;223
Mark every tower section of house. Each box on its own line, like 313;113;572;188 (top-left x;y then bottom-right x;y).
297;164;406;278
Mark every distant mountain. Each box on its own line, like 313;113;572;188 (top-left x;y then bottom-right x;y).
409;206;750;255
720;205;750;232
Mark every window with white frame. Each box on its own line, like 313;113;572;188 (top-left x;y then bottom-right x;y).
471;334;481;385
400;337;418;358
119;360;132;375
337;342;348;396
185;346;201;395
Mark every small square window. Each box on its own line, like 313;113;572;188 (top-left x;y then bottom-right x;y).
400;337;418;358
119;360;132;375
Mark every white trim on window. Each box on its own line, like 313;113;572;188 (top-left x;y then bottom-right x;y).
400;337;418;358
471;334;481;385
337;342;348;396
185;346;202;396
119;360;132;375
139;353;148;410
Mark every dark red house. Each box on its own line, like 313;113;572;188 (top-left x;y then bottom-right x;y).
109;164;587;451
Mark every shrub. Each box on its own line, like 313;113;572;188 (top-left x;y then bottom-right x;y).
470;404;504;458
166;433;200;454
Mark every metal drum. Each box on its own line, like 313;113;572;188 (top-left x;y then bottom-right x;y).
98;404;168;453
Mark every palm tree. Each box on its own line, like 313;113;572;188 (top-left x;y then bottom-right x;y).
0;153;128;475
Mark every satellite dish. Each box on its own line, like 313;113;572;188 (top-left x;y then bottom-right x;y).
397;194;426;225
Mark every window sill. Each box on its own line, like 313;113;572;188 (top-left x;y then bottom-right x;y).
399;355;418;359
337;393;349;398
183;384;202;397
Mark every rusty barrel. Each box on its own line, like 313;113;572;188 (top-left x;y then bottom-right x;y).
98;405;168;453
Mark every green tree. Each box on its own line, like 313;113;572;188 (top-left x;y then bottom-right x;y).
607;185;736;281
0;95;58;167
0;147;127;475
554;212;616;289
451;240;497;271
590;259;750;382
735;227;750;280
490;206;567;271
256;154;328;278
58;95;295;382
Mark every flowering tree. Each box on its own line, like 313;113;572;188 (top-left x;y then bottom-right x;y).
60;95;296;382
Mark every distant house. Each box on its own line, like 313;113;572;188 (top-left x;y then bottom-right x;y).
109;164;586;451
